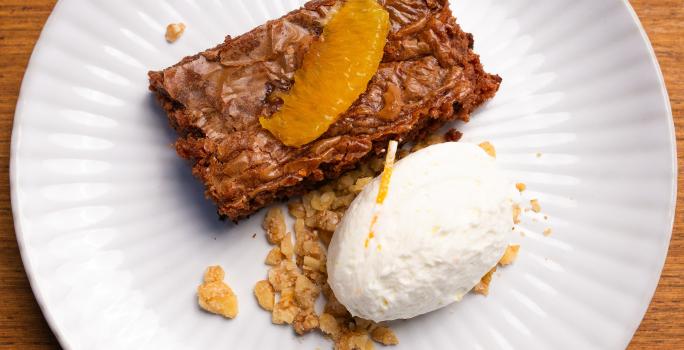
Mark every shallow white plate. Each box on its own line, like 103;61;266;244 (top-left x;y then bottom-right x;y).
11;0;675;349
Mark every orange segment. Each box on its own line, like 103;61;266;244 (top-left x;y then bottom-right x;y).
259;0;390;147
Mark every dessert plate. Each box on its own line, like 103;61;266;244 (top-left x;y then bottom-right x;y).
10;0;675;349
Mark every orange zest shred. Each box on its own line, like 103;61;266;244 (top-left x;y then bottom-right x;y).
376;140;398;204
365;140;398;249
259;0;390;147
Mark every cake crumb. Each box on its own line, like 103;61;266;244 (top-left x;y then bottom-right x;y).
444;128;463;142
197;265;238;318
165;23;186;43
536;152;542;158
478;141;496;158
515;183;526;192
543;228;552;236
499;245;520;266
530;199;541;213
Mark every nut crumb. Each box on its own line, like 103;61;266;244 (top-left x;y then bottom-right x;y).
254;280;275;311
515;183;526;192
263;207;287;244
265;247;284;266
478;141;496;158
281;232;294;259
319;313;342;339
512;204;521;224
197;265;238;318
165;23;186;43
472;267;496;296
543;228;552;236
499;245;520;266
530;199;541;213
272;288;299;324
370;326;399;345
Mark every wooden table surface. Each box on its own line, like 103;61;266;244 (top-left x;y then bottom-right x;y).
0;1;682;349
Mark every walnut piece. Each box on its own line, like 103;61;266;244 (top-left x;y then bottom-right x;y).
265;247;284;266
268;260;299;292
472;267;496;296
197;265;238;318
254;280;275;311
293;309;319;335
165;23;186;43
272;288;300;324
370;326;399;345
281;232;294;259
263;207;286;244
337;331;375;350
319;313;342;339
499;245;520;266
478;141;496;158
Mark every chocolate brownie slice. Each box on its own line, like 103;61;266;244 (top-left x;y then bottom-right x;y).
149;0;501;221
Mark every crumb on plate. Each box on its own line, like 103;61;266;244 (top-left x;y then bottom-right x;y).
499;245;520;266
543;228;552;236
530;199;541;213
197;265;238;318
478;141;496;158
165;23;186;43
515;182;526;192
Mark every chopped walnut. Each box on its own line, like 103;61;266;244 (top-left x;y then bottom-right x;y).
472;267;496;296
530;199;541;213
268;260;299;292
543;228;552;236
499;245;520;266
254;280;275;311
288;200;306;219
293;309;319;335
281;232;294;259
197;265;238;318
165;23;186;43
294;275;320;309
311;191;336;211
303;255;323;272
319;313;342;339
263;207;286;244
272;288;300;325
370;326;399;345
336;331;375;350
311;210;341;232
323;284;352;318
265;247;284;266
515;182;526;192
478;141;496;158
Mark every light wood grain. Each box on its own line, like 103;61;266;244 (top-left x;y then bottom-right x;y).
0;1;681;349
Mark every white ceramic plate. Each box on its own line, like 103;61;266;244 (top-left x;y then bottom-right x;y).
11;0;675;349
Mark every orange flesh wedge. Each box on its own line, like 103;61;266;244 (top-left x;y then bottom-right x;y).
259;0;390;147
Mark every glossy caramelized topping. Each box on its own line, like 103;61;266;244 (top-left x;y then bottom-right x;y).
259;0;390;147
